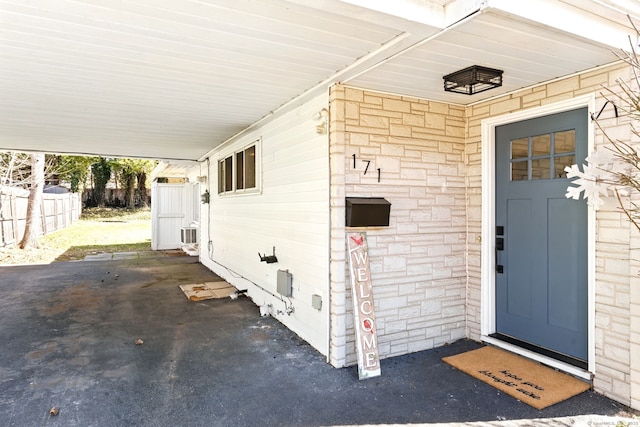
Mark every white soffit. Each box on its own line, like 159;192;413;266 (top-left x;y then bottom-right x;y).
150;161;199;182
345;3;632;104
0;0;636;161
0;0;438;161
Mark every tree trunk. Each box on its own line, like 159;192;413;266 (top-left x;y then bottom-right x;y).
124;173;136;208
91;158;111;207
136;172;148;208
19;153;45;249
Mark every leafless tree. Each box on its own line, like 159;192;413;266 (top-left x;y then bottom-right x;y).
592;17;640;232
18;153;45;249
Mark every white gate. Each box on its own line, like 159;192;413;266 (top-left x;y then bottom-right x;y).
151;182;188;250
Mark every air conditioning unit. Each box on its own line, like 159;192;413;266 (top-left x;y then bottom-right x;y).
180;227;197;245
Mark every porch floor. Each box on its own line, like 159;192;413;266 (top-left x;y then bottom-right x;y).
0;252;635;426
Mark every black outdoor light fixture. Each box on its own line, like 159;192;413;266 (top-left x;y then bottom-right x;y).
443;65;503;95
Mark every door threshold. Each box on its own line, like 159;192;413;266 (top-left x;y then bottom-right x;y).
489;333;588;370
482;335;592;381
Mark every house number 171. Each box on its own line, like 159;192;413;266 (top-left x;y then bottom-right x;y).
352;154;381;183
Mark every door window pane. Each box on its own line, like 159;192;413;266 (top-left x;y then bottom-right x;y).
531;158;551;180
511;138;529;159
554;155;575;178
532;134;551;156
554;130;575;154
511;160;528;181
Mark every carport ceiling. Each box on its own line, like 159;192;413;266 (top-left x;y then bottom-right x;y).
0;0;637;161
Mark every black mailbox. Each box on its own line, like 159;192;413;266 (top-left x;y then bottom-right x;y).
346;197;391;227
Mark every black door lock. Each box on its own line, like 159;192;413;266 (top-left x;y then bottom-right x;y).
496;227;504;274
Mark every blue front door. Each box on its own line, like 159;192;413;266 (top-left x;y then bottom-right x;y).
495;108;588;362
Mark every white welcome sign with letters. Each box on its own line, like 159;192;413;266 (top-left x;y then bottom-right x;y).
347;231;381;380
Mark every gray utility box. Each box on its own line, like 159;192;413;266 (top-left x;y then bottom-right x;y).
277;270;293;297
312;294;322;310
345;197;391;227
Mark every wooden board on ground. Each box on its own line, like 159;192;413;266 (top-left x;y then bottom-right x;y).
179;282;237;301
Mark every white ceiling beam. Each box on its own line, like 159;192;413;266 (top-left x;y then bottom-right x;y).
284;0;453;35
444;0;489;25
589;0;640;21
485;0;635;50
286;0;487;31
333;0;447;27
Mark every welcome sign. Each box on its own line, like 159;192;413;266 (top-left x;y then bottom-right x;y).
347;231;381;380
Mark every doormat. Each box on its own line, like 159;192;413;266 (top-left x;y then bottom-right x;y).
179;282;237;301
442;346;590;410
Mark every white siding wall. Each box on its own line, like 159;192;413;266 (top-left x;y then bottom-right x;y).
200;93;331;355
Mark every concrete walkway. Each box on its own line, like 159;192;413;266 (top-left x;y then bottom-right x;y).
0;253;637;426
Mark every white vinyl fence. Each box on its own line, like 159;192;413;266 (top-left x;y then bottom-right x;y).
0;186;82;247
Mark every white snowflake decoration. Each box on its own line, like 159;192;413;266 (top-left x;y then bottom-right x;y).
565;163;610;209
565;148;625;210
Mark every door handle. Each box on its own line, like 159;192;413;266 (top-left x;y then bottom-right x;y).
496;232;504;274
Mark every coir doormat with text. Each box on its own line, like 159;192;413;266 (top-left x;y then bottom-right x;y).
442;346;591;409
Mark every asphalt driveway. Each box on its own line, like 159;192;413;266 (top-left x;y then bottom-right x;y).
0;252;636;426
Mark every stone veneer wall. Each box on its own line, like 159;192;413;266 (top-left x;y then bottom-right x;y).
328;84;467;368
326;64;640;410
465;62;638;408
631;218;640;410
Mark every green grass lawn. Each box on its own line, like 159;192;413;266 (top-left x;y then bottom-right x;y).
0;207;152;265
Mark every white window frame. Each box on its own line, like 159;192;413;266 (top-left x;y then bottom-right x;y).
217;139;261;196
